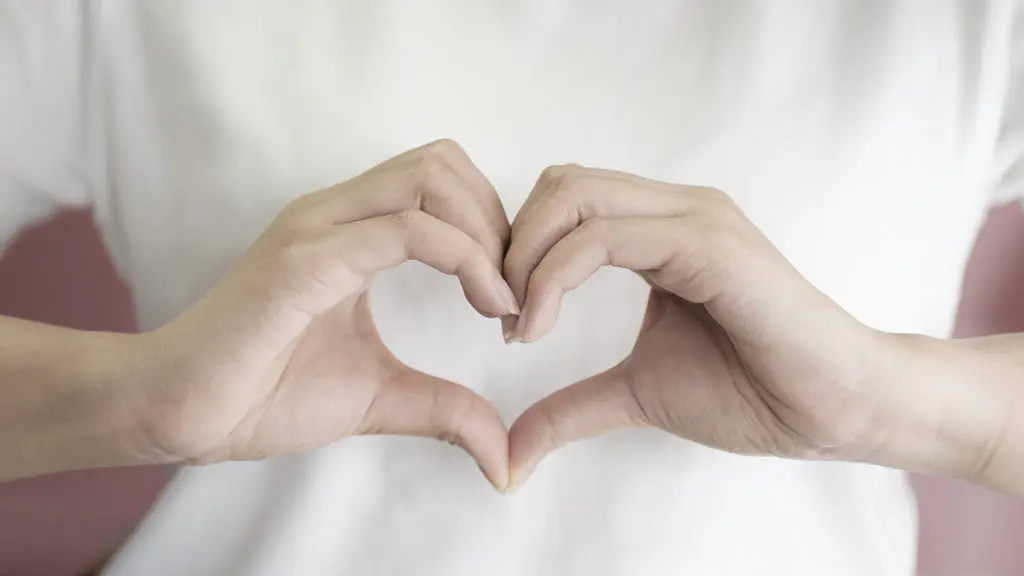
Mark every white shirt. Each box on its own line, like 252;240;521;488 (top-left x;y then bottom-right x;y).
4;2;1024;575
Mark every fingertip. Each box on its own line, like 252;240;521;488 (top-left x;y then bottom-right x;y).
463;441;510;496
513;310;530;343
459;414;510;495
462;276;516;319
505;459;540;495
371;371;511;494
479;461;510;494
497;279;520;316
502;315;521;344
506;410;552;493
515;293;558;343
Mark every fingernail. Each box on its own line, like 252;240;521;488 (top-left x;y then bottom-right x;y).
514;312;531;343
480;464;508;494
497;281;520;316
504;468;525;495
503;473;518;495
502;315;521;344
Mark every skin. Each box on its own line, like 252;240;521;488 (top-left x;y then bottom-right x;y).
501;164;1022;496
1;140;517;488
1;140;1021;499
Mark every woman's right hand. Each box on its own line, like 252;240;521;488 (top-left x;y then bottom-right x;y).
132;140;517;490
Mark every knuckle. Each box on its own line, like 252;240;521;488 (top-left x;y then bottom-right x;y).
267;220;305;253
272;231;330;276
388;208;421;231
272;233;362;304
433;386;475;440
696;186;739;214
410;157;452;202
412;139;462;180
544;168;588;213
538;164;575;193
275;194;318;229
429;137;464;158
695;185;729;201
425;137;463;159
411;145;451;179
262;211;311;258
577;216;610;238
274;239;317;276
535;402;566;450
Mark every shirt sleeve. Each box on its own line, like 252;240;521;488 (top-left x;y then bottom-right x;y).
991;2;1024;206
0;2;91;251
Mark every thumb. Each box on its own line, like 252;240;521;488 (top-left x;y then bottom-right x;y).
359;368;509;491
507;365;648;493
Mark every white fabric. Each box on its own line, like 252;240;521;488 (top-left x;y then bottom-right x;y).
994;0;1024;205
0;1;90;249
3;1;1024;575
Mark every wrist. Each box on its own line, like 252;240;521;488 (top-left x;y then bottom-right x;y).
46;330;166;469
94;330;180;466
864;331;1014;483
0;319;165;480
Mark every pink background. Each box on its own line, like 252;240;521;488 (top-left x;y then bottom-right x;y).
0;205;1022;575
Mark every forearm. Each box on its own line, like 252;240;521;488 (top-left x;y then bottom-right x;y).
874;332;1024;498
0;316;155;481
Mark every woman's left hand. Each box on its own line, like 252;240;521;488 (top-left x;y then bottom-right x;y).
502;165;900;491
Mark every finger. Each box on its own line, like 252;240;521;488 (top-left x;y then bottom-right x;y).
516;217;686;342
432;140;512;264
504;165;695;304
512;164;663;229
507;365;646;493
360;369;510;491
312;210;518;318
509;163;565;236
303;140;509;269
501;315;519;344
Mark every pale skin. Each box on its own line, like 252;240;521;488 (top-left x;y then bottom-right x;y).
0;140;1021;500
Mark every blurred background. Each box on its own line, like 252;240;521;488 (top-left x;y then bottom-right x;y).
0;204;1022;576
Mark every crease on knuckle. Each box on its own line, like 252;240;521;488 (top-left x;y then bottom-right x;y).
538;164;576;193
273;201;319;243
535;402;565;452
576;216;609;239
410;148;453;196
426;137;463;160
389;208;421;230
699;186;742;216
433;386;475;448
545;173;589;225
271;238;358;316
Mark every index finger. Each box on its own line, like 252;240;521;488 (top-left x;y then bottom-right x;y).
504;166;692;304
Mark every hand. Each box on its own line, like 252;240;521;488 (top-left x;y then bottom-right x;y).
133;140;518;489
503;165;890;490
